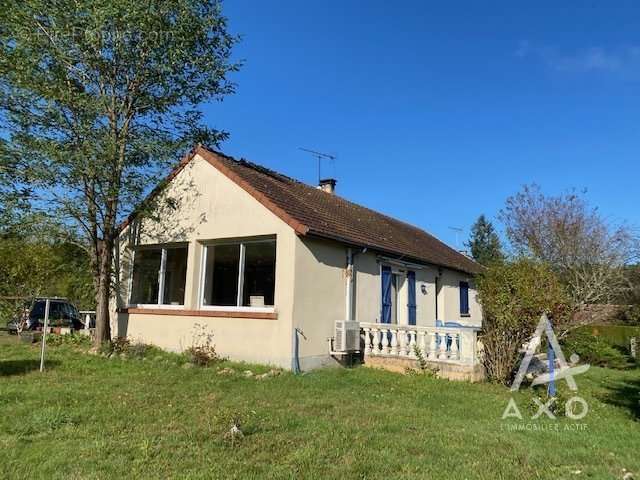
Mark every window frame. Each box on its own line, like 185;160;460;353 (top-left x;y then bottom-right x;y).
198;237;276;313
128;243;189;309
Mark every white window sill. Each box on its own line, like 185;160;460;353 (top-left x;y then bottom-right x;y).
127;304;185;310
199;305;276;314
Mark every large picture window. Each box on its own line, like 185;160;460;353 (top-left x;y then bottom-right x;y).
130;245;188;306
202;239;276;308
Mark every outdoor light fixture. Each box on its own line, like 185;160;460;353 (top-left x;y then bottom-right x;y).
421;284;428;295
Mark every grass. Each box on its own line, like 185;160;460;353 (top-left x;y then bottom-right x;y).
577;324;640;349
0;333;639;480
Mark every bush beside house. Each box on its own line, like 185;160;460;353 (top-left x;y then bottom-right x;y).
476;259;569;385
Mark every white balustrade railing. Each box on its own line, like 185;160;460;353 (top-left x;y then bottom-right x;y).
360;322;479;365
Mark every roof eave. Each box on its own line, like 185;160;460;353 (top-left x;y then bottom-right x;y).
304;230;480;276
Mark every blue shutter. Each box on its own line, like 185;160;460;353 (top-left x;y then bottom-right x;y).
459;281;469;315
407;271;416;325
381;266;392;323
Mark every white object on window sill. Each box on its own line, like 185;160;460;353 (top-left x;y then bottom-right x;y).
249;295;265;307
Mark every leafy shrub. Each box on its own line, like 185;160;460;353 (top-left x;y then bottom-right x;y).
185;323;219;366
185;346;216;366
476;259;570;385
562;331;630;369
46;333;92;349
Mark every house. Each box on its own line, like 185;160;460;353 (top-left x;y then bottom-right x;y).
112;145;484;379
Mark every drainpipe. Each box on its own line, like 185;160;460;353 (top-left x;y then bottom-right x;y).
345;248;354;321
292;328;302;374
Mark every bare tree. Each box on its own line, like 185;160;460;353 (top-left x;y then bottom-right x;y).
499;184;638;310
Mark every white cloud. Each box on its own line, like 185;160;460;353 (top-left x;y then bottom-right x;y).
516;41;640;76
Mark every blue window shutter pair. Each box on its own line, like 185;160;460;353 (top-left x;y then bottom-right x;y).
381;266;392;323
380;267;418;325
459;281;469;315
407;271;417;325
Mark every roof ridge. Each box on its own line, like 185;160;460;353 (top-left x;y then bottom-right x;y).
206;147;457;251
199;145;478;272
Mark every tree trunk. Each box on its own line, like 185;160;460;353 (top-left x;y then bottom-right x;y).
94;237;113;346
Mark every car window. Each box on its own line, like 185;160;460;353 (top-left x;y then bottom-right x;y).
29;300;78;322
49;302;64;319
30;301;46;320
64;303;78;319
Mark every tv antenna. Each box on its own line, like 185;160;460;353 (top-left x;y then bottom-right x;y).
448;226;463;249
299;147;336;184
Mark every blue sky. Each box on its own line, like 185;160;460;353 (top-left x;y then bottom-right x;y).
204;1;640;248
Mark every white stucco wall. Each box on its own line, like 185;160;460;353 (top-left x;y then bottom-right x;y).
415;266;438;326
350;254;481;328
353;251;379;323
291;236;347;370
352;252;437;326
112;153;297;369
438;269;481;326
289;241;483;369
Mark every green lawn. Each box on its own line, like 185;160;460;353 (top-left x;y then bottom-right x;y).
0;333;639;480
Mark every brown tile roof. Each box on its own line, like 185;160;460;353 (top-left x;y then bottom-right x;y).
195;146;480;275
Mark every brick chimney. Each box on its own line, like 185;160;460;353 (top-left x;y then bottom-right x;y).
318;178;336;194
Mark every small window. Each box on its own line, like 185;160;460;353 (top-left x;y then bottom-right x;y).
459;281;470;316
130;246;188;306
202;239;276;308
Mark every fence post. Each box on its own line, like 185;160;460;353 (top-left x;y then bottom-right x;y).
39;298;51;372
630;337;637;359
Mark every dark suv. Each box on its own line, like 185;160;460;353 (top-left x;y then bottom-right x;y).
7;298;83;333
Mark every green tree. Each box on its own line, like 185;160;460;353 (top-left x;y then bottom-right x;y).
466;214;503;265
0;236;95;325
0;0;239;345
0;142;31;236
476;259;569;385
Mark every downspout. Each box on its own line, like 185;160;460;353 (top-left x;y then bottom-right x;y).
345;247;366;322
345;248;354;321
293;328;306;374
